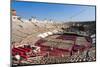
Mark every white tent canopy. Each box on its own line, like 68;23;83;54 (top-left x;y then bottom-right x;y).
37;29;62;38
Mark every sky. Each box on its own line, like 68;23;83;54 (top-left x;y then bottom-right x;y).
11;1;96;22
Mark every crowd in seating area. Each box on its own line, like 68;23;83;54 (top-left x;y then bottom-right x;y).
13;47;95;65
40;53;95;64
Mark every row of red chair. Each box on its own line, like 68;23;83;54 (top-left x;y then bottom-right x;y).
12;48;28;59
12;46;34;59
